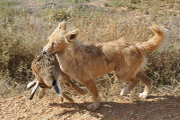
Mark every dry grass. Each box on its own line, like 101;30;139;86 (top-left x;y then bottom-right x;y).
0;0;180;98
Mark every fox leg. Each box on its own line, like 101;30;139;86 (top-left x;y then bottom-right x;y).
84;79;100;111
120;78;140;96
137;71;153;98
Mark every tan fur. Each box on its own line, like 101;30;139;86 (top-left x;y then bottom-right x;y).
42;22;170;111
26;53;86;102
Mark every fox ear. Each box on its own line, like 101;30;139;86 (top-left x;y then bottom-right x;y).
58;21;66;30
65;29;79;43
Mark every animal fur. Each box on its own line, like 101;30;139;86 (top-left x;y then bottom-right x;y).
25;53;86;102
42;22;170;111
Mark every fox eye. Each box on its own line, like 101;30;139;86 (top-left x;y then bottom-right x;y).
52;43;55;46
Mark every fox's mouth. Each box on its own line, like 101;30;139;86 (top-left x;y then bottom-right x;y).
49;51;58;57
42;50;58;55
50;51;58;55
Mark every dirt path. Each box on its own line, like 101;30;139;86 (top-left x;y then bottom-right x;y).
0;94;180;120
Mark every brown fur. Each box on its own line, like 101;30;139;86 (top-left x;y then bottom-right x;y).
26;53;86;102
42;22;169;111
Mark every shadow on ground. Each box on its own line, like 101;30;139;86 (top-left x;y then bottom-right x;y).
49;95;180;120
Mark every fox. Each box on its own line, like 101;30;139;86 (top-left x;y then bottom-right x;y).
25;53;86;103
42;21;170;111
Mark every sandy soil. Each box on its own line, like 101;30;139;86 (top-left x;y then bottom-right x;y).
0;93;180;120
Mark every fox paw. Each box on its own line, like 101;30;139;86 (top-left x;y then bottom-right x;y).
139;92;148;99
120;87;129;96
87;103;99;111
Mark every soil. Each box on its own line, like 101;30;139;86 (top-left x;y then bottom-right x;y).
0;93;180;120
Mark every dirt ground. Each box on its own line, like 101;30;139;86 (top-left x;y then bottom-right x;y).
0;93;180;120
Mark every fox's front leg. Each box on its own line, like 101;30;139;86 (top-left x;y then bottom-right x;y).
84;79;101;111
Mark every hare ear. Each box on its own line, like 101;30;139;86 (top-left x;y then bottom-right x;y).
65;29;79;43
58;21;66;30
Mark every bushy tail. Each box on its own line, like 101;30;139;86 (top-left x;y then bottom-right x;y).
137;24;170;52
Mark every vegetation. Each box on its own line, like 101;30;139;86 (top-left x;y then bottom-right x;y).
0;0;180;97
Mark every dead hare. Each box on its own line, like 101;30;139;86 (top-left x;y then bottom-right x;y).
25;53;86;103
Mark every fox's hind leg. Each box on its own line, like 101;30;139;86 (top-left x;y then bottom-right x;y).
120;78;140;96
137;71;153;98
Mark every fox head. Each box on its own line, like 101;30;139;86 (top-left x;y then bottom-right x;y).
42;21;79;55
